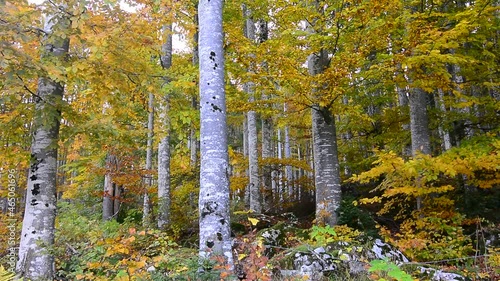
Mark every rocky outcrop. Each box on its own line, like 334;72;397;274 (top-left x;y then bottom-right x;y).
269;237;468;281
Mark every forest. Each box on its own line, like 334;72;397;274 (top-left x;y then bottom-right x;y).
0;0;499;280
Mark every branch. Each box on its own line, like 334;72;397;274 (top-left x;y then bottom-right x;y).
15;74;40;99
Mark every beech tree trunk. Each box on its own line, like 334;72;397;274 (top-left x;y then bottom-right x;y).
243;6;261;213
17;10;70;280
308;50;342;226
190;12;199;168
437;89;452;151
409;87;431;156
158;23;173;230
102;154;117;221
311;106;342;226
257;18;271;212
103;154;120;221
276;128;283;206
142;92;154;227
408;86;431;210
284;108;293;200
261;112;273;212
198;0;233;267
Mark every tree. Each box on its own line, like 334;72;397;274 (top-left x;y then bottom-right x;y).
103;154;118;220
158;23;173;230
142;91;154;227
17;5;70;279
198;0;233;267
307;6;342;226
243;5;261;213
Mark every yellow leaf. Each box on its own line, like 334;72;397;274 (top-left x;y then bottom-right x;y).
248;217;259;226
238;253;247;260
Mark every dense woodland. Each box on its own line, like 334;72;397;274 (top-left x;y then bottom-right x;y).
0;0;499;280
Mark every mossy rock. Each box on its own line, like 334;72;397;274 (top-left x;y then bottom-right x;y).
257;222;307;257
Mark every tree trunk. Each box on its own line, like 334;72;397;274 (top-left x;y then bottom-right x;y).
158;137;171;229
190;13;199;168
113;183;121;217
437;89;452;151
198;0;233;267
284;110;293;200
308;49;342;226
243;6;261;213
276;128;283;207
102;171;114;220
408;86;431;211
409;88;431;156
157;23;173;230
247;106;261;213
189;97;199;167
257;17;271;212
142;92;154;227
311;106;342;226
17;10;70;280
261;112;273;213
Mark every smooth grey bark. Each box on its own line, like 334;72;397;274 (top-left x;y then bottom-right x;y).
158;23;173;230
308;49;342;226
243;6;261;213
247;101;261;212
276;128;283;206
409;87;431;156
283;106;293;199
257;17;271;212
408;86;431;211
103;154;120;221
113;183;121;217
243;115;248;157
198;0;233;267
397;83;412;157
437;89;452;151
17;10;70;280
142;92;154;227
157;137;171;229
190;12;199;167
261;113;273;212
189;97;199;167
311;106;342;226
102;175;114;220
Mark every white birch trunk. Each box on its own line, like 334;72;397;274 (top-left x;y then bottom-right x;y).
17;10;69;280
198;0;233;267
157;23;173;229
